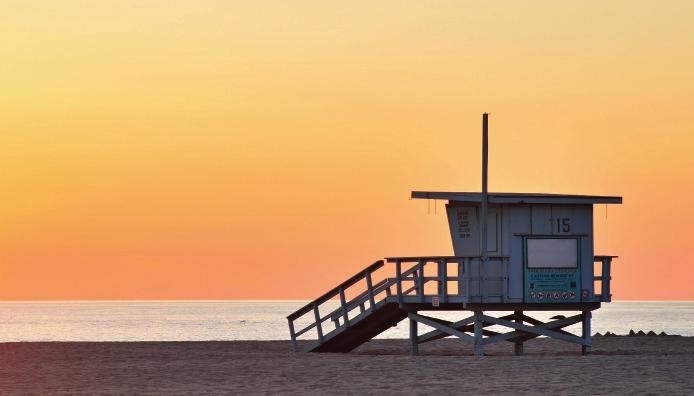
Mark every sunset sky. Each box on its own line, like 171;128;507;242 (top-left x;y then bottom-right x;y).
2;1;694;300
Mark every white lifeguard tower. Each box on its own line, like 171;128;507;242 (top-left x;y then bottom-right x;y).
287;114;621;356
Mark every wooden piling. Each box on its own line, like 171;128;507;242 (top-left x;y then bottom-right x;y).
474;310;484;356
582;310;592;355
514;310;524;356
409;316;418;356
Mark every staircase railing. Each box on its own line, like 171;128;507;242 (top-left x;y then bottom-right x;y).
286;255;509;351
285;260;390;352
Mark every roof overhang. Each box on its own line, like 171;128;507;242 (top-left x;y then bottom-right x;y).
411;191;622;205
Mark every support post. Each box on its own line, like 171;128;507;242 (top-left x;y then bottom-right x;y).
417;260;425;303
396;260;403;306
502;258;508;303
439;258;447;303
514;310;524;356
288;319;298;352
603;258;612;302
582;310;592;355
474;310;484;356
480;258;487;303
410;316;419;356
365;269;376;309
464;258;471;302
313;304;324;343
339;287;350;327
457;259;464;297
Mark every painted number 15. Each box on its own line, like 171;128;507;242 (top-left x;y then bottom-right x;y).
554;218;571;233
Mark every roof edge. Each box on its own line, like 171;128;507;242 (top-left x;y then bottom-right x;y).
411;191;622;205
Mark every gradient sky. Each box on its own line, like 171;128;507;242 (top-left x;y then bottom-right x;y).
2;1;694;300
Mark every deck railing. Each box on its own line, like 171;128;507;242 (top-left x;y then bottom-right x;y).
387;256;509;305
593;256;615;302
286;255;508;351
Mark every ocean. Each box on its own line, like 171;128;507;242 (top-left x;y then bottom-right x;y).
0;300;692;342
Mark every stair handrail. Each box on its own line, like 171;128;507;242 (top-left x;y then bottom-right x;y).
325;263;424;321
326;278;389;321
287;260;384;321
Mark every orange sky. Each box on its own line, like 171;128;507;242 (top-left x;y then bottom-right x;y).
2;1;694;300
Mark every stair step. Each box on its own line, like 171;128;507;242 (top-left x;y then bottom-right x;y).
307;302;407;353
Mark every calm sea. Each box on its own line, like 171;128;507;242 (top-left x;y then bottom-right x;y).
0;301;692;342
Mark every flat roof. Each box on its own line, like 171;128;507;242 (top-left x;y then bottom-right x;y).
411;191;622;205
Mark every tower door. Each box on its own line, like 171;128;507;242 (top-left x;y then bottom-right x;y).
447;205;501;256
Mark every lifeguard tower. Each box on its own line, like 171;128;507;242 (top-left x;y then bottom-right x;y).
287;114;621;356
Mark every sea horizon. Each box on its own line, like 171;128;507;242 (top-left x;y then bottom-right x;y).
2;299;693;302
1;300;693;343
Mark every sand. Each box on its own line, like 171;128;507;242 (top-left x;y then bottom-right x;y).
1;337;693;394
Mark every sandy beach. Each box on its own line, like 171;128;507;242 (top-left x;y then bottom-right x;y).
1;337;693;394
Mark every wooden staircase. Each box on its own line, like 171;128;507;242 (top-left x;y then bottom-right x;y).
286;256;504;353
287;260;405;353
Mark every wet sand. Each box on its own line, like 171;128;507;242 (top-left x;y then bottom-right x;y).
1;337;693;394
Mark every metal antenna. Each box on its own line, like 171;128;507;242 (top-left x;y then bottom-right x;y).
480;113;489;261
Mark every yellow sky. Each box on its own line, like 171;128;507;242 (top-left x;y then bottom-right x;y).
2;1;694;299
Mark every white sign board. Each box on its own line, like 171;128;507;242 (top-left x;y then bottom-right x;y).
527;238;578;268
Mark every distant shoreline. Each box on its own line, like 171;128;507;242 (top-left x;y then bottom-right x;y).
0;332;688;344
2;301;694;342
2;299;694;302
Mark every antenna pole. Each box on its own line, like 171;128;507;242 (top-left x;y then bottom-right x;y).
480;113;489;261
